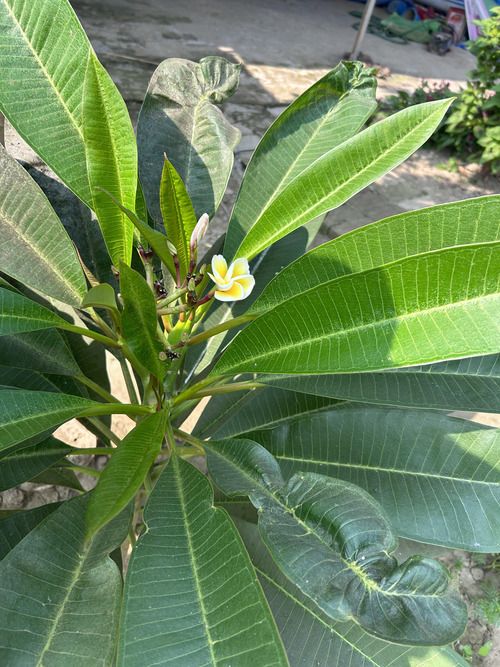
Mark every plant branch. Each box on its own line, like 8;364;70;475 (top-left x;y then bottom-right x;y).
188;380;265;400
76;374;121;404
186;314;254;347
86;417;123;445
64;323;121;348
64;463;101;478
172;375;226;406
118;354;140;404
173;428;205;453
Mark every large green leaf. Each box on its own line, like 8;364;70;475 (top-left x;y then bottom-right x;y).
159;157;197;277
194;385;341;439
238;520;468;667
118;455;288;667
0;146;87;306
0;389;146;452
0;495;128;666
0;0;92;203
0;503;60;560
260;354;500;413
86;412;166;537
0;330;81;376
248;406;500;551
0;287;72;336
83;52;137;267
120;263;166;379
0;436;70;491
232;99;452;260
205;439;467;645
252;195;500;314
215;242;500;376
0;365;62;392
224;61;376;259
137;56;240;221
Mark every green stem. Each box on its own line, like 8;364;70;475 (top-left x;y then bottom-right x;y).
87;417;122;445
186;314;254;347
65;464;101;478
82;403;154;419
172;375;225;407
118;354;140;404
68;447;116;456
189;380;265;399
63;323;121;348
156;286;189;309
173;428;205;453
76;374;121;404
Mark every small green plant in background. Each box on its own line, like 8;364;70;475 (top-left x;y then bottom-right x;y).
378;8;500;174
0;0;499;665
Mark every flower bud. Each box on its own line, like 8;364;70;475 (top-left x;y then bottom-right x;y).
190;213;210;251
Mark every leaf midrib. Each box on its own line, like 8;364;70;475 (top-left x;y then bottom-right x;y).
274;454;497;487
174;457;218;666
2;0;85;142
238;104;445;257
224;292;500;371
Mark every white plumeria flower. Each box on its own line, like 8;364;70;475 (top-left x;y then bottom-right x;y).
208;255;255;302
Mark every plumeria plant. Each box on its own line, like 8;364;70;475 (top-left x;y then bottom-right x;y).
0;0;499;665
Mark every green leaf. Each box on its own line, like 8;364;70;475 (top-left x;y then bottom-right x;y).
238;520;469;667
0;436;70;491
120;263;165;379
0;389;137;453
194;385;341;439
0;366;62;392
99;188;175;273
248;405;500;551
0;0;93;204
30;465;84;491
137;56;240;221
232;99;453;260
205;439;467;645
86;412;166;537
252;195;500;314
215;242;500;376
80;283;118;311
0;503;61;560
259;354;500;413
224;61;376;259
83;52;137;267
0;494;128;666
0;287;71;336
0;330;81;376
159;157;197;277
0;145;87;307
118;455;288;667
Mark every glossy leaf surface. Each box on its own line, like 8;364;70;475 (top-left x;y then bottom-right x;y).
86;412;166;537
0;495;128;666
224;61;377;258
0;287;70;336
239;520;468;667
137;56;240;221
249;405;500;551
252;195;500;314
83;53;137;266
206;439;467;645
118;455;287;666
260;354;500;413
215;243;500;376
234;99;452;260
120;264;165;379
0;437;70;491
0;145;87;306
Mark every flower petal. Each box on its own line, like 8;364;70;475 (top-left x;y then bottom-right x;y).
235;275;255;298
230;258;250;277
211;255;228;282
214;281;245;301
